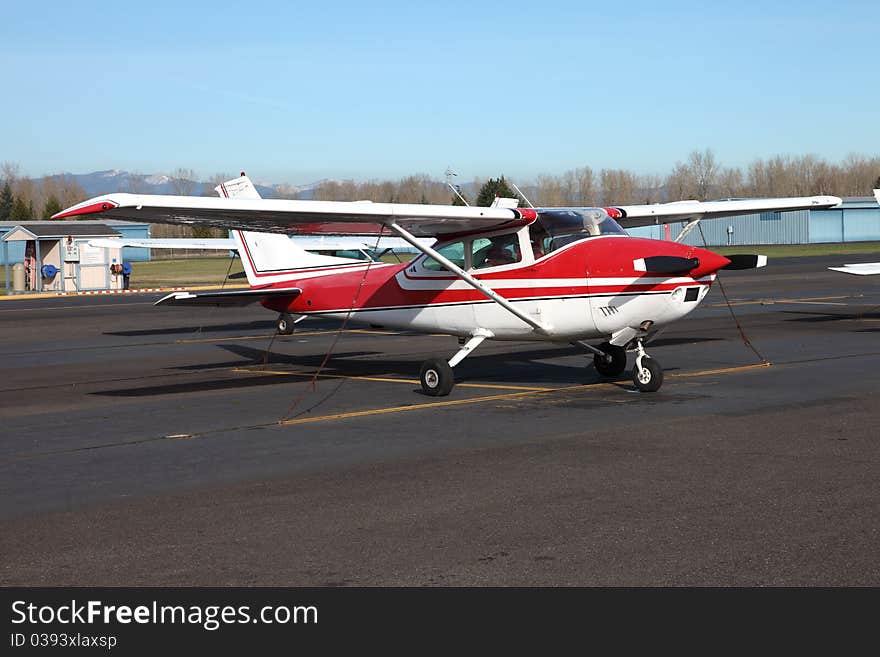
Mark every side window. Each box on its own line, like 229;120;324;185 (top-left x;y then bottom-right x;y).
422;241;466;271
471;233;521;269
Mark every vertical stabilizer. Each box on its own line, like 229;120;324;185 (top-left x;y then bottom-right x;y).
231;230;365;287
215;173;262;200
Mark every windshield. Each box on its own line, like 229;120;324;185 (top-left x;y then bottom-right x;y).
531;208;627;253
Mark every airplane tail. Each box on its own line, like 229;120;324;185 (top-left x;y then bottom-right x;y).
216;173;262;200
231;230;365;287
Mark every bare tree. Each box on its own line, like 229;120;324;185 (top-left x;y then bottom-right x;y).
204;172;233;197
687;149;719;200
716;167;745;198
169;167;198;196
599;168;638;205
665;161;695;200
122;172;150;194
1;161;21;184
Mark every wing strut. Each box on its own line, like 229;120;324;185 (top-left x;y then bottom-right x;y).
386;223;550;334
673;219;701;243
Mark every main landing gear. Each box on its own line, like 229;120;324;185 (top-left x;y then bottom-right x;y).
276;312;306;335
419;330;491;397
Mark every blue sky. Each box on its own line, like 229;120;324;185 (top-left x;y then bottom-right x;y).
1;0;877;185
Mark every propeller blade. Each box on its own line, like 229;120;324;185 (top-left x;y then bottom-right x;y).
633;256;700;273
722;254;768;270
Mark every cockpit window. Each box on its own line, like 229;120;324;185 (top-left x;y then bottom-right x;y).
532;208;627;253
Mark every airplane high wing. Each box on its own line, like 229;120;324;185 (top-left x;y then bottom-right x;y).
54;193;840;236
54;194;525;237
608;196;841;228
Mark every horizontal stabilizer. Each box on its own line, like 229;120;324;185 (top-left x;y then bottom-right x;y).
721;254;768;270
634;256;699;273
155;287;302;307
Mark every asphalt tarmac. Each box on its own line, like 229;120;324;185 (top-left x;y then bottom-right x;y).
1;255;878;585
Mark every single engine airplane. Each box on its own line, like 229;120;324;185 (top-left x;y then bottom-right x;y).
53;176;840;394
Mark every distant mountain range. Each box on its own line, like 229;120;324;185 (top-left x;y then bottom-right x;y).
44;169;331;200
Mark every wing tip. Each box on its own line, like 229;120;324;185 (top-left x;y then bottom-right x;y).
52;199;119;220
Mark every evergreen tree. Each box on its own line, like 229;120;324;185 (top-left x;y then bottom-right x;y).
450;185;469;206
9;197;34;222
43;196;62;219
0;182;12;220
475;176;520;207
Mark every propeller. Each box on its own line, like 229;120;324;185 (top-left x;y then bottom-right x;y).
633;256;700;273
721;254;767;270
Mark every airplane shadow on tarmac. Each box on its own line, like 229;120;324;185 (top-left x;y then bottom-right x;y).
104;320;277;337
87;337;722;398
781;309;880;324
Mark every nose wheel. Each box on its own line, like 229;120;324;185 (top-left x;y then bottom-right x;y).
632;340;663;392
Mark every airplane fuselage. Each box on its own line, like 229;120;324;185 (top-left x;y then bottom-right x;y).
258;236;723;341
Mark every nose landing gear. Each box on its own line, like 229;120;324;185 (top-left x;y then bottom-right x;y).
632;339;663;392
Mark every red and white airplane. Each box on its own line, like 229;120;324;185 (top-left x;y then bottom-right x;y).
53;176;840;395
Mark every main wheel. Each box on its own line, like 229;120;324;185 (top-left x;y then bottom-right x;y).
633;357;663;392
593;343;627;377
276;313;295;335
419;358;454;396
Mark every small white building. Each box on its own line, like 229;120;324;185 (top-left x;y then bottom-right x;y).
2;222;126;293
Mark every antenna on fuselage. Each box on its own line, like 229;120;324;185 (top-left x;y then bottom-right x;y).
509;181;536;209
445;166;470;206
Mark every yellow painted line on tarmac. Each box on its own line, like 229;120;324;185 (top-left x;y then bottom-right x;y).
771;300;848;306
0;301;156;312
668;362;771;378
706;294;856;308
176;334;275;344
278;328;403;338
263;361;778;426
278;386;595;426
174;328;405;344
232;367;554;391
458;381;555;391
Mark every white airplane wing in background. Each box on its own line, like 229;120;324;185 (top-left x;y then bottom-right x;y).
88;237;236;250
829;190;880;274
828;263;880;276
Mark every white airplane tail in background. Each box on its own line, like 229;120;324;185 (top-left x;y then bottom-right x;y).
231;230;366;287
